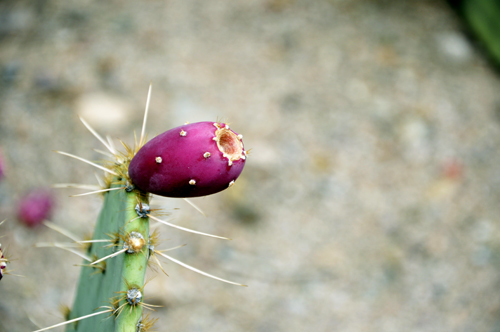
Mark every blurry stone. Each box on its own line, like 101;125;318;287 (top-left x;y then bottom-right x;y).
97;57;119;88
75;92;131;131
17;189;55;227
60;9;87;29
0;7;34;38
33;72;76;99
400;116;431;162
441;159;463;180
1;62;20;86
34;73;60;91
436;31;473;63
426;159;463;201
0;149;4;181
266;0;294;12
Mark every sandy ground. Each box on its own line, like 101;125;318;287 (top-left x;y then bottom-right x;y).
1;1;500;331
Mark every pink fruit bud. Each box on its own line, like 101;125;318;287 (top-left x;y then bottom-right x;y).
0;245;6;280
129;122;246;198
17;189;54;227
0;151;4;181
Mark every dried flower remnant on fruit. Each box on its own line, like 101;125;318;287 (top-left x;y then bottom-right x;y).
212;123;245;166
17;189;54;227
129;121;247;198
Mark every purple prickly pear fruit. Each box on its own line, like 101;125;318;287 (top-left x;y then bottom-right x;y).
0;150;4;181
17;189;54;227
129;121;246;198
0;244;6;280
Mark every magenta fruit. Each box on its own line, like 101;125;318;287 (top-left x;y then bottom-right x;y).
0;244;6;280
17;189;54;227
0;150;4;181
129;122;246;198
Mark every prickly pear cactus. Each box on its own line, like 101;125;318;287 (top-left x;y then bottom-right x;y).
35;87;247;332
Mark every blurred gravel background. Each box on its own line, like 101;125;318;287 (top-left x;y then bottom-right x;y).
1;1;500;331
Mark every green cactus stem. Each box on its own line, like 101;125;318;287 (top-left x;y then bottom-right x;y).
65;181;150;332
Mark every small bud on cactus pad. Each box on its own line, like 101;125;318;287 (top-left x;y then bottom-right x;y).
129;122;246;198
17;189;54;227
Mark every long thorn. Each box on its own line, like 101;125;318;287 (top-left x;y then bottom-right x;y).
139;83;152;148
148;214;229;240
78;116;116;155
154;250;246;287
149;252;169;276
106;135;117;153
35;242;81;248
95;172;106;188
93;148;114;158
91;248;127;265
76;239;112;244
70;187;125;197
54;151;118;176
156;244;187;252
140;302;163;310
43;221;80;242
53;183;101;190
32;309;112;332
183;198;207;217
36;243;92;262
